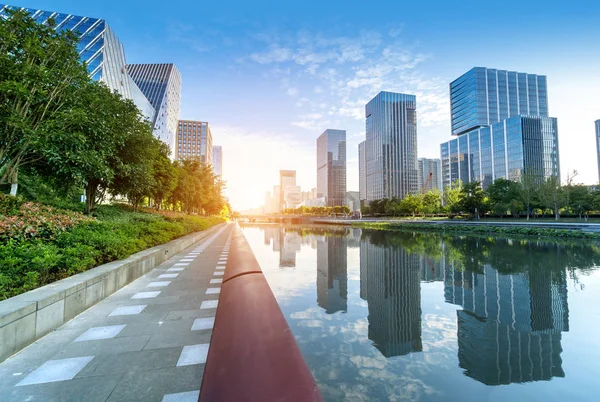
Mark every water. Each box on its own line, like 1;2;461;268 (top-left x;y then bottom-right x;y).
241;224;600;402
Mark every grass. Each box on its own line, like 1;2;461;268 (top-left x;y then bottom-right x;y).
0;202;224;301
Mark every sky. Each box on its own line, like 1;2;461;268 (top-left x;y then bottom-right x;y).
13;0;600;210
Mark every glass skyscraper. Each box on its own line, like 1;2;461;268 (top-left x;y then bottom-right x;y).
417;158;442;192
364;92;418;201
212;146;222;177
129;64;182;159
0;4;155;121
317;129;347;207
596;120;600;183
358;141;367;204
442;67;559;189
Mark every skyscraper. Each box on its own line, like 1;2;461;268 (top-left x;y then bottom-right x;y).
596;120;600;183
441;68;559;189
358;141;367;204
279;170;296;211
128;64;182;159
317;129;347;207
417;158;442;193
364;91;418;202
176;120;212;164
212;146;222;177
0;5;155;121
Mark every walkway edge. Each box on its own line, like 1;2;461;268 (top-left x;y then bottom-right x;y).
200;224;323;402
0;222;226;363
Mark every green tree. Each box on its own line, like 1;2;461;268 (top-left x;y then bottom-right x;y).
422;190;442;215
486;178;523;218
538;176;564;220
443;180;462;214
568;184;592;220
521;172;540;220
0;9;90;195
151;143;177;210
459;181;486;218
399;194;423;217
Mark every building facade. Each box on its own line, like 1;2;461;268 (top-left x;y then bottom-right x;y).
365;92;418;202
358;141;367;204
212;146;222;177
279;170;297;211
596;120;600;183
0;5;155;121
451;67;549;136
176;120;213;165
317;129;347;207
417;158;442;192
128;64;182;159
442;67;559;189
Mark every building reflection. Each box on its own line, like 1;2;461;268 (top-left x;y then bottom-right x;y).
262;226;303;268
360;231;423;357
316;235;348;314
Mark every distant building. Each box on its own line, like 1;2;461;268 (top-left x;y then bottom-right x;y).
596;120;600;183
346;191;360;212
0;5;155;122
358;141;367;204
264;191;271;214
279;170;296;210
129;64;182;159
364;92;418;202
441;67;559;189
212;146;222;177
417;158;442;193
176;120;212;165
272;185;281;213
317;129;347;207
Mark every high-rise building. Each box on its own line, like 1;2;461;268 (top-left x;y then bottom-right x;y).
212;146;222;177
358;141;367;204
317;129;347;207
176;120;212;164
364;92;418;202
272;185;281;213
596;120;600;183
128;64;182;159
279;170;296;210
0;5;155;121
450;67;549;136
417;158;442;193
442;67;559;189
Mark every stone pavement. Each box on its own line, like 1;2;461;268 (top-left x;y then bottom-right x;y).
0;222;234;402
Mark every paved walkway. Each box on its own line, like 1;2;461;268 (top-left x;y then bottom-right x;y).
0;222;234;402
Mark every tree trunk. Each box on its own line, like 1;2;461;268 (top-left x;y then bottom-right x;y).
8;169;18;196
85;182;98;215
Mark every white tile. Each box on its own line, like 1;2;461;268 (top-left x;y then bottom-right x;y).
75;325;126;342
213;271;224;276
174;263;189;267
159;274;178;279
162;390;200;402
219;258;227;261
205;288;220;295
216;266;225;270
185;255;197;258
16;356;94;386
210;278;223;284
180;259;193;262
217;262;226;265
167;268;185;272
177;344;209;366
200;300;218;309
132;291;161;299
191;317;215;331
109;305;146;316
147;281;171;288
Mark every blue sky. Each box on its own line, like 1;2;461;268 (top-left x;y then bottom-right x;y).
15;0;600;210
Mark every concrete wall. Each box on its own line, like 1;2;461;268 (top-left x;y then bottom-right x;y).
0;223;225;363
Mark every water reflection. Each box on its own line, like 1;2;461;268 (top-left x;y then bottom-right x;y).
316;234;348;314
263;226;304;267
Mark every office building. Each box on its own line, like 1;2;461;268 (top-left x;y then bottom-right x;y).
0;5;155;122
442;67;559;189
417;158;442;192
176;120;212;164
129;64;182;159
364;92;418;202
596;120;600;183
441;115;559;188
450;67;548;136
317;129;347;207
358;141;367;204
212;146;222;177
279;170;296;210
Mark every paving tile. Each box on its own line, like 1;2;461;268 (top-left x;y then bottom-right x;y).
131;291;161;299
147;281;171;288
158;274;179;279
205;288;220;295
200;300;218;309
76;347;181;378
176;344;209;366
213;271;224;276
17;356;94;386
191;317;214;331
209;278;222;284
215;266;225;270
167;268;185;272
173;263;189;267
109;305;146;316
144;331;211;351
179;259;193;262
74;325;126;342
5;374;122;402
162;390;200;402
53;336;151;359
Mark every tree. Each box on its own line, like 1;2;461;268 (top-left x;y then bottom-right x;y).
0;9;90;195
521;172;540;220
538;176;564;220
443;180;462;214
486;178;523;218
151;143;177;210
459;181;486;218
568;184;592;220
422;190;442;215
399;194;423;217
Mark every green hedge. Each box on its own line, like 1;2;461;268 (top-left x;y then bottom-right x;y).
0;205;224;300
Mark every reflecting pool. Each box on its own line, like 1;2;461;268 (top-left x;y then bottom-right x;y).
242;224;600;402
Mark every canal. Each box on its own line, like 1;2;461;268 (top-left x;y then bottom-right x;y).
241;224;600;402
